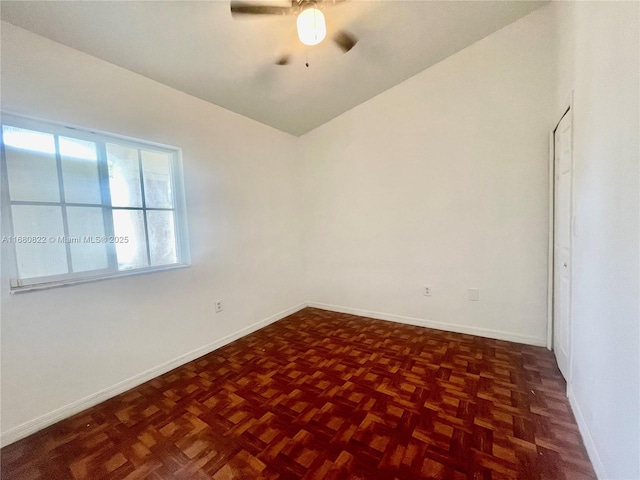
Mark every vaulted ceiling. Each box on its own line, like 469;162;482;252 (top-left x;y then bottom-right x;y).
1;1;546;135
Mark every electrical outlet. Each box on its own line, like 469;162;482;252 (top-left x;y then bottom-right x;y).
214;300;223;313
468;288;479;301
423;285;432;296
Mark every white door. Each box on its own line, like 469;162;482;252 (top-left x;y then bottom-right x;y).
553;110;572;380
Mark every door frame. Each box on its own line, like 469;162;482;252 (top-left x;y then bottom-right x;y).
547;91;574;383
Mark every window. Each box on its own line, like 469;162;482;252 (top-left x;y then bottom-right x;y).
1;114;190;292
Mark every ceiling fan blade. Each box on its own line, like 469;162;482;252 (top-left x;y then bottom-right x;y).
230;2;294;17
275;55;291;65
333;31;358;53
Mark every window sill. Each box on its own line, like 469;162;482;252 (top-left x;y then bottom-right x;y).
9;263;191;294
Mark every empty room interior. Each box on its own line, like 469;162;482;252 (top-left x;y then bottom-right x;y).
0;0;638;479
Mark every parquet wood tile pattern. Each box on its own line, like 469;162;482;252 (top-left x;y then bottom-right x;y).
1;308;595;480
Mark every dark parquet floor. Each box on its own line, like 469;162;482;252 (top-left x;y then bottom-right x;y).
1;308;595;480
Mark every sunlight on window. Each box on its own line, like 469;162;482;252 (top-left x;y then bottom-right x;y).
112;209;148;270
59;136;97;161
113;212;137;266
2;126;55;154
110;174;132;207
107;144;142;208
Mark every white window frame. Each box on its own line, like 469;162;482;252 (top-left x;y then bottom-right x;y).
1;113;191;293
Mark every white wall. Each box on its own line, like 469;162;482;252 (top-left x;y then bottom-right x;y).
300;6;555;346
552;2;640;478
0;22;306;444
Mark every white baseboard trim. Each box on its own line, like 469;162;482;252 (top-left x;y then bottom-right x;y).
307;302;547;347
0;302;306;448
0;301;547;447
568;388;605;479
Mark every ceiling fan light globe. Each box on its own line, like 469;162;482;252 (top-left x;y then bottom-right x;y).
297;8;326;46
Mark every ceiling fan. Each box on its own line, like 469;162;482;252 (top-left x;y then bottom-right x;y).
230;0;358;65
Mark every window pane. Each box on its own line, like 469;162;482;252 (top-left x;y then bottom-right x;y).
2;118;187;288
112;209;147;270
60;137;102;205
11;205;67;279
3;126;60;202
106;144;142;207
66;207;109;273
147;210;177;266
2;125;56;154
141;150;173;208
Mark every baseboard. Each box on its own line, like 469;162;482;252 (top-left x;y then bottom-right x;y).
0;300;546;447
568;388;605;479
307;302;547;347
0;302;306;448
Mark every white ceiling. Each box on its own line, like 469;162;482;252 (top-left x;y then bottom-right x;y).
1;0;546;136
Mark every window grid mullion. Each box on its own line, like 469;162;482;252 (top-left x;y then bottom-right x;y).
53;135;74;274
6;200;175;211
167;154;182;263
137;149;152;267
9;200;102;207
97;142;118;271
